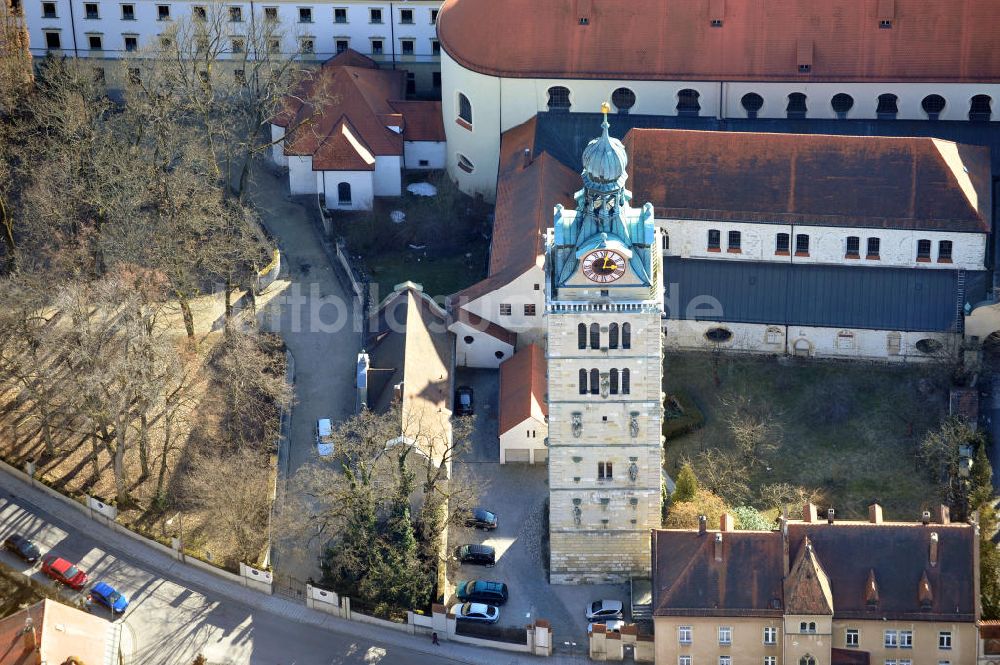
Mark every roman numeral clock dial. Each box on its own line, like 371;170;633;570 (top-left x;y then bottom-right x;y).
582;249;627;283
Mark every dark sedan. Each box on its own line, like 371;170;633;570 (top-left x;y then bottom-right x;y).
454;386;474;416
3;534;41;563
464;508;498;530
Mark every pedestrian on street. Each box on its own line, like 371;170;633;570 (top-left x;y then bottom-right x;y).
431;631;440;646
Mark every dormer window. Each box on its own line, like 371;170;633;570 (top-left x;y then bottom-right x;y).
880;19;892;28
710;19;722;27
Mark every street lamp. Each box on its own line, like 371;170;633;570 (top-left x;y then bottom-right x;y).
166;512;185;563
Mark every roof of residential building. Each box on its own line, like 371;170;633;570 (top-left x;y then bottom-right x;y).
624;130;991;233
451;308;517;346
499;343;547;435
273;50;442;170
784;536;834;615
364;282;453;463
0;599;111;665
662;256;988;332
438;0;1000;82
651;529;785;618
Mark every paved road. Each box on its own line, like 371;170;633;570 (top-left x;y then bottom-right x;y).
251;166;361;582
0;469;586;665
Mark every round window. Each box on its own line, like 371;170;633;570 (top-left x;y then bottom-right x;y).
494;351;505;359
704;327;733;343
915;338;943;354
463;335;474;344
611;87;636;111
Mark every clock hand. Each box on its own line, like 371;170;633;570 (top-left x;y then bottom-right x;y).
602;257;612;270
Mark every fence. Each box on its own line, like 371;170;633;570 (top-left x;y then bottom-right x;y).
456;621;529;644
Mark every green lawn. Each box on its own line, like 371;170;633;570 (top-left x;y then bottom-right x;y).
663;352;950;520
367;247;487;301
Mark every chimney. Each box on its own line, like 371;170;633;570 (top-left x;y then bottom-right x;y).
720;513;734;532
934;504;951;525
803;502;818;523
929;531;939;566
868;503;883;524
21;618;36;654
922;510;931;525
714;532;723;561
826;508;835;525
522;147;532;168
698;515;707;535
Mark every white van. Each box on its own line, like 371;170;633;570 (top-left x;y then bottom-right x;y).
315;418;334;456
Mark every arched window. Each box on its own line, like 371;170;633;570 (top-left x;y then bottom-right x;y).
922;94;946;120
786;92;807;119
337;182;352;204
589;368;600;395
661;232;670;251
608;323;619;349
622;323;631;349
612;87;636;113
579;369;588;395
877;93;898;119
621;368;630;395
970;94;993;121
457;154;475;174
741;92;763;118
457;92;472;125
590;323;600;349
547;86;571;111
676;89;700;117
577;323;587;349
799;657;816;665
609;368;619;394
831;93;854;119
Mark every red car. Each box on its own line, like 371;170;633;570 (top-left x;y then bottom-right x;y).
40;554;88;590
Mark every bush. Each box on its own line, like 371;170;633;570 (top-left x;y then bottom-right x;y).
664;489;730;529
662;392;705;440
672;463;698;503
733;505;773;531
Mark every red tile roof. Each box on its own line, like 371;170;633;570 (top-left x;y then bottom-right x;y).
390;101;447;142
450;118;579;304
624;129;992;233
438;0;1000;82
314;117;376;171
0;599;110;665
452;308;517;346
499;343;547;435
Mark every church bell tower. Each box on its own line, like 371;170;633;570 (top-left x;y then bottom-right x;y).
545;106;664;584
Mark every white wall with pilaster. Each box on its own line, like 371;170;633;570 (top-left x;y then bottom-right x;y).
319;170;373;210
499;416;548;464
288;155;317;195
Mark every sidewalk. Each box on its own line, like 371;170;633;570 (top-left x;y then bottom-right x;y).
0;469;589;665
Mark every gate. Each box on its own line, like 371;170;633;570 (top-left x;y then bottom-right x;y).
273;572;308;600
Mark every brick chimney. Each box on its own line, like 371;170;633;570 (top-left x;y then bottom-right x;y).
826;508;835;525
868;503;883;524
21;618;37;655
522;147;532;168
803;502;818;522
929;532;939;566
720;513;734;532
921;510;931;525
698;515;707;535
934;504;951;525
714;532;723;561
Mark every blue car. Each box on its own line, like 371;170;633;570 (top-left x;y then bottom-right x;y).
90;581;129;614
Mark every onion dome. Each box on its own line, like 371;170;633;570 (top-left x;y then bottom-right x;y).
582;102;628;186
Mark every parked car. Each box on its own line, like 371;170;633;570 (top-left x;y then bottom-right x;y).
40;554;88;590
456;579;508;605
588;619;625;635
2;534;41;563
464;508;498;531
586;599;624;622
454;386;474;416
90;581;129;614
450;602;500;624
316;418;334;456
454;543;495;567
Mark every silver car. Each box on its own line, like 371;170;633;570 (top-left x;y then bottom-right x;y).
586;599;624;622
450;602;500;624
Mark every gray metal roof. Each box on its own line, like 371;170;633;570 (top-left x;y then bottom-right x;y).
663;257;988;332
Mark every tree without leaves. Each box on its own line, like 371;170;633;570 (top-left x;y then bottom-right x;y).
684;448;751;506
720;391;782;468
756;482;825;512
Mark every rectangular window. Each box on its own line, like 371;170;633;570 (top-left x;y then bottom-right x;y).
885;661;897;665
431;39;440;55
867;237;880;259
268;37;280;53
124;35;137;50
795;234;810;255
401;39;414;55
234;69;244;83
399;7;412;23
719;657;731;665
298;6;311;22
264;6;277;21
707;229;721;251
775;233;790;255
678;626;692;644
84;3;98;18
938;240;953;262
128;67;140;83
917;238;932;260
679;657;691;665
156;4;169;20
369;8;381;23
718;626;732;645
300;38;314;54
885;630;898;648
431;8;438;23
846;628;859;647
727;231;741;252
846;235;860;258
899;630;912;648
231;37;244;53
938;631;951;649
880;19;892;28
42;1;56;17
371;39;383;54
121;3;134;19
44;31;60;48
193;5;205;19
524;304;536;316
336;39;348;53
406;72;415;95
334;7;347;23
898;661;911;665
598;461;613;480
432;71;441;88
764;659;776;665
88;34;102;49
499;304;512;317
763;626;777;645
229;6;242;21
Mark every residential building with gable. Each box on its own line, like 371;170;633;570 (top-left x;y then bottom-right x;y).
497;342;547;464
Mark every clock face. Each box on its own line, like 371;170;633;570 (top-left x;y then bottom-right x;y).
582;249;627;283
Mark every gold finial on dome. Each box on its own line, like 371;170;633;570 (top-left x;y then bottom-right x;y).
600;101;611;116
